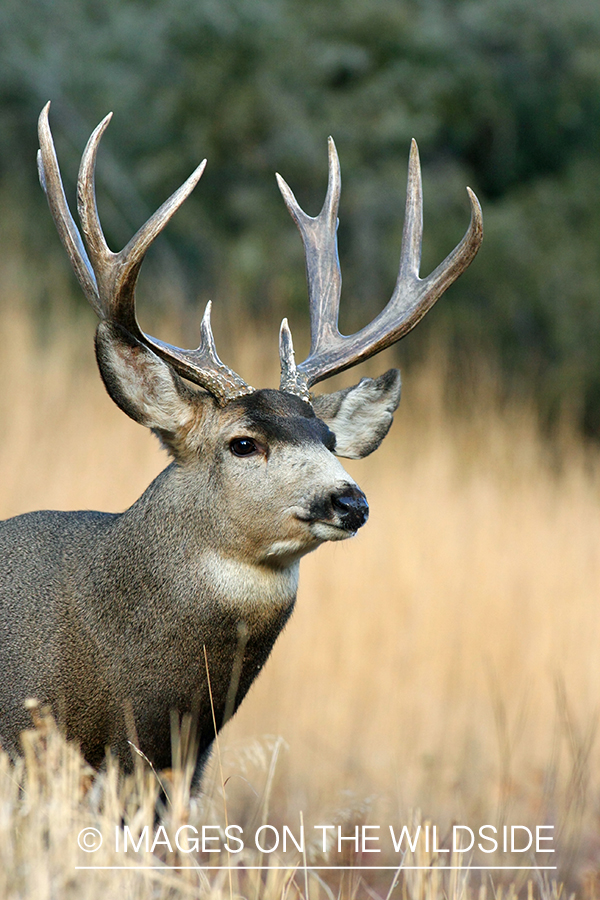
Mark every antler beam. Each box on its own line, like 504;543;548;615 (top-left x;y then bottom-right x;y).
37;103;253;405
277;138;483;395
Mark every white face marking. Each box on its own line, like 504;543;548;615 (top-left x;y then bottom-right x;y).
309;521;356;542
264;539;309;559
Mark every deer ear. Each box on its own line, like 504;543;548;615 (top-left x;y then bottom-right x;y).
95;321;210;455
312;369;401;459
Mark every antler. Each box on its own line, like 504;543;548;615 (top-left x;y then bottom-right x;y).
37;102;253;405
276;137;483;397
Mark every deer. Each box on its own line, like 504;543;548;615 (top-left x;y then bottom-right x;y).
0;103;482;783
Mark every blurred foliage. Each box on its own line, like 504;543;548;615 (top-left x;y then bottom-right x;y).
1;0;600;431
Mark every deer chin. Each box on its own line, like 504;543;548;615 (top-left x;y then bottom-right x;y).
260;518;353;564
309;520;357;542
262;538;314;563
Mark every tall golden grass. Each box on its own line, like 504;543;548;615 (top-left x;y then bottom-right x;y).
1;292;599;898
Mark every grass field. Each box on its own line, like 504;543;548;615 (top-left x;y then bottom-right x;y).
1;295;599;898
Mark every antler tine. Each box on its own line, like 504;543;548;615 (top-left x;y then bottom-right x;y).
386;138;482;336
37;102;102;317
398;139;424;282
77;113;114;273
76;111;204;333
405;184;482;314
114;163;207;324
279;317;310;400
280;138;483;392
39;103;253;405
276;136;342;394
77;117;209;333
146;300;254;402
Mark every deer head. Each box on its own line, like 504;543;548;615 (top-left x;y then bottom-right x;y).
37;103;482;567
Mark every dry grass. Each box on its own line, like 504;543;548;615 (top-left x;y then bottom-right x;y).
1;293;600;898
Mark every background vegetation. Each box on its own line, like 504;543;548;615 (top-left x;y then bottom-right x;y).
2;0;600;429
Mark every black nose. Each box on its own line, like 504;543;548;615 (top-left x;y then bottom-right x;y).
331;486;369;532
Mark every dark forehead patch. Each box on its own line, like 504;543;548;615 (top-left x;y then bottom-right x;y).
230;389;336;451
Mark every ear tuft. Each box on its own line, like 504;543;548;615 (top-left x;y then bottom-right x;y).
312;368;401;459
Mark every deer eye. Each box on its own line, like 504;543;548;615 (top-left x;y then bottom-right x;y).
229;437;260;457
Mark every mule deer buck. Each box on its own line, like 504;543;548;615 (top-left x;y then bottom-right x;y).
0;103;482;781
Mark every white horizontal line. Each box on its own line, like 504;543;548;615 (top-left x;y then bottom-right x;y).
75;866;558;871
